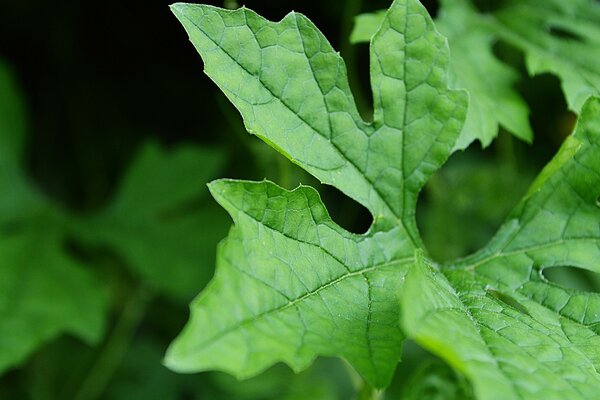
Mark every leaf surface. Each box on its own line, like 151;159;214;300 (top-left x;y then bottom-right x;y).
167;0;466;387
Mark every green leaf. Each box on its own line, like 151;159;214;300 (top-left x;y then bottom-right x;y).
0;60;108;374
75;142;229;301
351;2;533;149
439;0;600;125
167;0;466;387
402;97;600;399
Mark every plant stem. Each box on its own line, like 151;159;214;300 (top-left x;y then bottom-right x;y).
73;286;150;400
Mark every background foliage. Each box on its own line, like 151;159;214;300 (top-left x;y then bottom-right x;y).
0;0;597;399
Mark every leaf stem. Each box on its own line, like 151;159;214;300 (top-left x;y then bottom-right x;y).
73;286;150;400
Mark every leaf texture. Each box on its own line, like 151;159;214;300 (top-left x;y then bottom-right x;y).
167;0;466;387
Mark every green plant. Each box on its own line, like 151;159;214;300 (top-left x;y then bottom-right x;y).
166;0;600;398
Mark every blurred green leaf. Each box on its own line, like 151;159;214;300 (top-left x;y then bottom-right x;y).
0;61;108;374
0;221;107;374
102;338;203;400
436;1;533;149
74;142;229;301
0;62;26;170
0;63;40;222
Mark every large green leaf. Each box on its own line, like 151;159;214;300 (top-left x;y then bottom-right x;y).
0;61;108;374
167;0;466;387
402;97;600;399
74;142;229;301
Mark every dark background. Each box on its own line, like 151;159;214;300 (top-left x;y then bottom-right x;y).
0;0;567;228
0;0;437;212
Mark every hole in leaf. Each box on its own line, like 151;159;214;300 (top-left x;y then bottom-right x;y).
486;286;531;316
517;73;577;156
417;142;535;263
318;184;373;235
491;39;525;70
548;26;584;42
389;340;474;399
344;43;374;123
241;134;372;234
541;266;600;293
